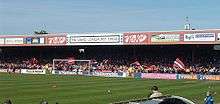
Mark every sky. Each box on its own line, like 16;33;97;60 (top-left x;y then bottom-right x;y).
0;0;220;34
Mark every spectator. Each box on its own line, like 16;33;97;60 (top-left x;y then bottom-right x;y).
149;86;163;99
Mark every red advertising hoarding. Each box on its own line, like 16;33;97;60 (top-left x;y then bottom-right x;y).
123;33;148;44
46;36;66;45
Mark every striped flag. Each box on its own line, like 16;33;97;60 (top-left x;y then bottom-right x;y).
173;58;185;70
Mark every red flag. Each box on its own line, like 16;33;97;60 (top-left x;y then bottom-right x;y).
173;58;185;70
132;61;141;66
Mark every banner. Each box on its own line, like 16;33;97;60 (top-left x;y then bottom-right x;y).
46;36;66;44
21;69;46;74
93;71;126;77
184;33;215;41
52;70;83;75
67;33;123;45
25;37;44;44
204;75;220;80
0;38;4;44
5;38;24;44
123;33;148;44
0;69;20;73
141;73;176;79
151;34;180;42
69;35;120;43
198;75;220;80
176;74;197;80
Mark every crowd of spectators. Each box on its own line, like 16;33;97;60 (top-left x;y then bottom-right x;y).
90;58;220;75
0;57;52;72
0;45;220;75
1;56;219;75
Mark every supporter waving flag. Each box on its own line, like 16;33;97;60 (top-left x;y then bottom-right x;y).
173;58;185;70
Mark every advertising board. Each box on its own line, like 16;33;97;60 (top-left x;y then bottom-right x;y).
52;70;83;75
0;69;8;72
26;37;32;44
176;74;197;80
217;33;220;41
46;36;66;44
67;33;123;45
141;73;176;79
151;34;180;42
0;38;4;44
21;69;46;74
184;33;215;41
25;37;44;44
0;69;21;73
200;75;220;80
134;72;142;79
93;71;126;77
5;38;24;44
123;33;148;44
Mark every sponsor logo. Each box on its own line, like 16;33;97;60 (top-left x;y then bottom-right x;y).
124;33;148;44
151;34;180;42
184;33;215;41
5;38;24;44
47;37;66;44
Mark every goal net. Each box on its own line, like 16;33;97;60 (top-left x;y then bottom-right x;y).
52;59;91;75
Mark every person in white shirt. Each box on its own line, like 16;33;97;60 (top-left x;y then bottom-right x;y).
149;86;163;99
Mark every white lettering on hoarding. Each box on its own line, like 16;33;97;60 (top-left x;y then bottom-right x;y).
47;37;66;44
67;33;123;45
124;34;147;43
21;69;46;74
52;70;83;75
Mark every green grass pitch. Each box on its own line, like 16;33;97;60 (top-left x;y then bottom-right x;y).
0;73;219;104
